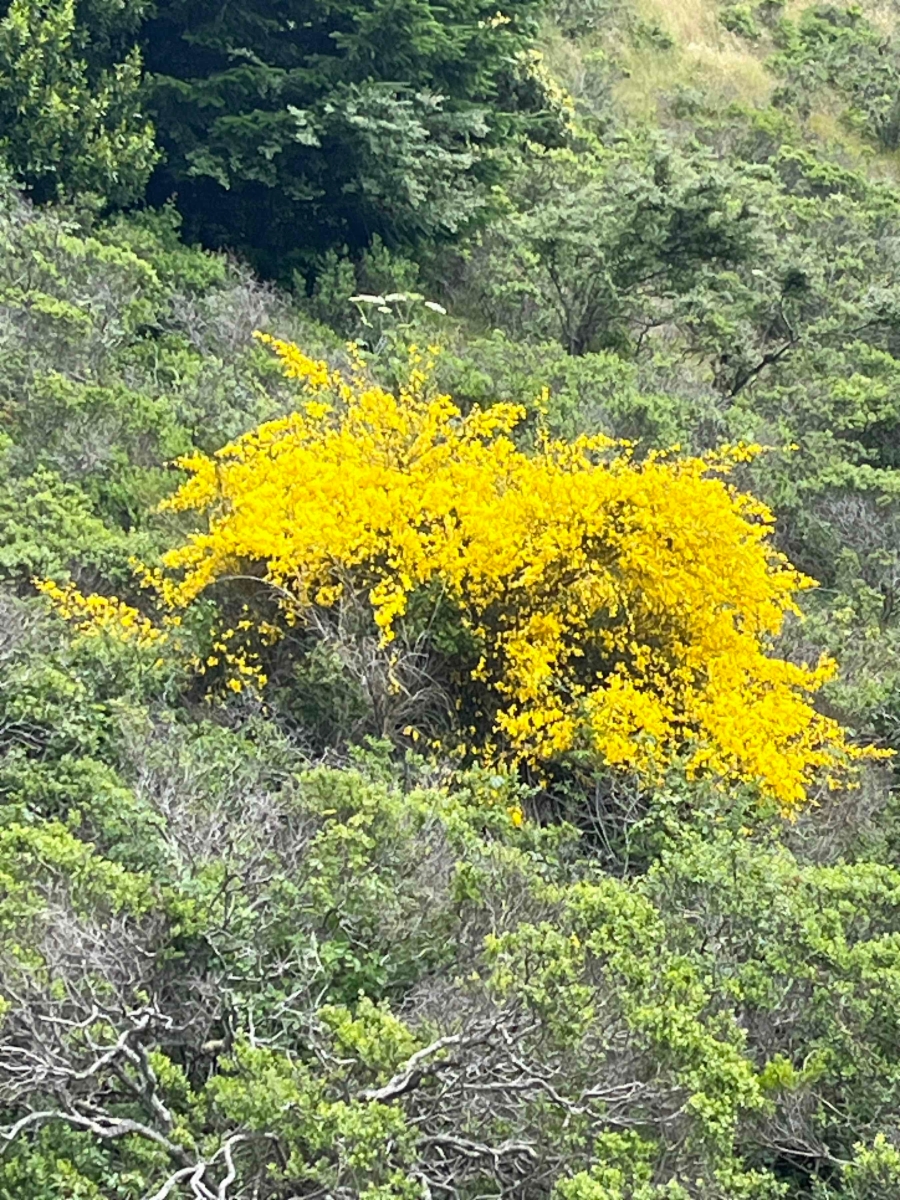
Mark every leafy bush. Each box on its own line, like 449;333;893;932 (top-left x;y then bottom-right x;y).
453;141;758;355
0;175;335;589
0;0;156;203
133;336;885;811
720;4;764;40
770;5;900;149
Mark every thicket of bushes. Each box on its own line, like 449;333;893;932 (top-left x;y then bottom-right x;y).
3;0;900;1197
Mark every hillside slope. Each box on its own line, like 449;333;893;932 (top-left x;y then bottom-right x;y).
2;1;900;1197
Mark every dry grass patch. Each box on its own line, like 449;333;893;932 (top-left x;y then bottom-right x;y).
615;0;773;116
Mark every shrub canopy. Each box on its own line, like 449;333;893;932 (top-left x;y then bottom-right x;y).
149;337;879;811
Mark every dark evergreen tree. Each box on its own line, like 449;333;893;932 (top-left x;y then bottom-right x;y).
142;0;558;277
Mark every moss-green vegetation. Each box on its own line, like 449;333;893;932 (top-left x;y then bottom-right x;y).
2;0;900;1195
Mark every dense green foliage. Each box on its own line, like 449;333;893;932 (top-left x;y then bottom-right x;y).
142;0;563;275
770;4;900;150
0;0;156;203
4;0;900;1196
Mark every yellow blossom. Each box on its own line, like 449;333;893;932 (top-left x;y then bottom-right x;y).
141;338;888;814
35;580;166;649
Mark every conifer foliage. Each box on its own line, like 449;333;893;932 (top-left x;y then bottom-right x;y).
143;0;553;273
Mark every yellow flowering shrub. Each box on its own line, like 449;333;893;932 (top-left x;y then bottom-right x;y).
147;336;881;812
36;580;273;697
35;580;166;648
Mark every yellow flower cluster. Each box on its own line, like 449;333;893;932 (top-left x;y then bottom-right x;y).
35;581;269;697
35;580;166;648
153;337;883;812
202;616;271;692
